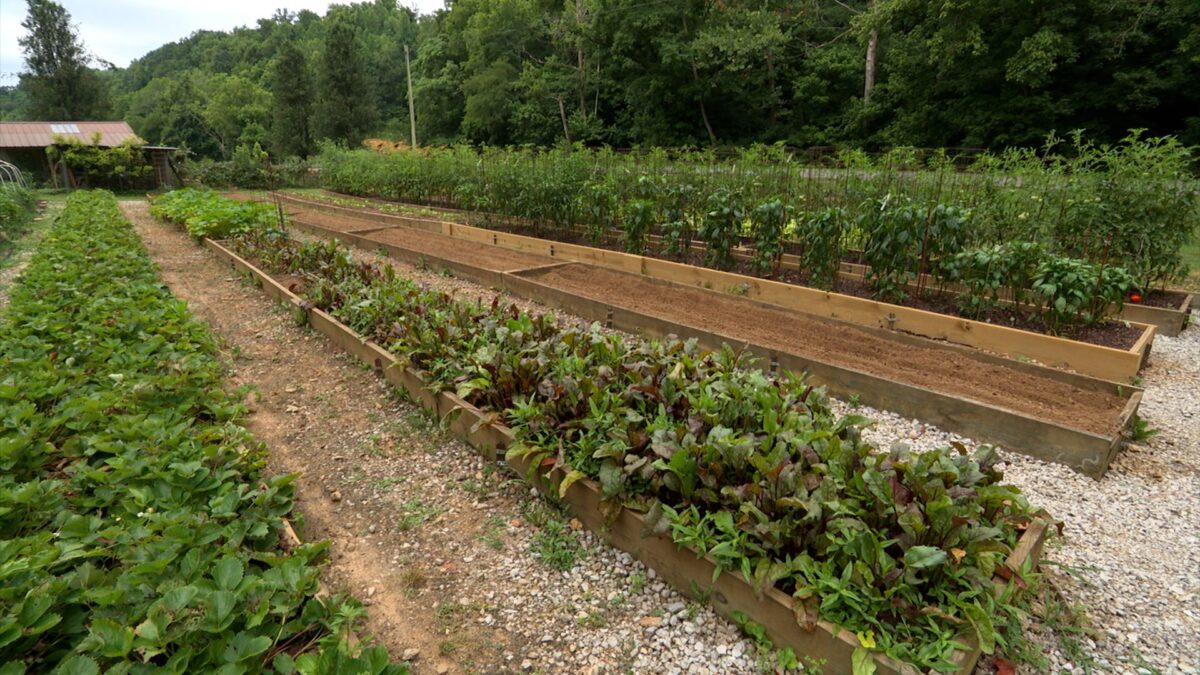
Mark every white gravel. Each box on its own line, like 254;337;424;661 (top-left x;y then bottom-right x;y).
833;311;1200;674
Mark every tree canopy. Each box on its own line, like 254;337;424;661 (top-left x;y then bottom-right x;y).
5;0;1196;157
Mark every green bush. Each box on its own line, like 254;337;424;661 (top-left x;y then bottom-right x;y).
150;188;282;239
0;185;36;248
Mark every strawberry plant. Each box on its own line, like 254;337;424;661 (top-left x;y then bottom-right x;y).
0;191;403;674
151;188;282;240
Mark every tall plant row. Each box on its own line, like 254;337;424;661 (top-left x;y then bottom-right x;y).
317;132;1197;330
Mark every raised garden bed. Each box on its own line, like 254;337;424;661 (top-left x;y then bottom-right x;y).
276;215;1140;477
270;190;1189;342
264;192;1157;383
201;236;1054;675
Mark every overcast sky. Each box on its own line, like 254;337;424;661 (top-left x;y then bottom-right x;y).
0;0;445;86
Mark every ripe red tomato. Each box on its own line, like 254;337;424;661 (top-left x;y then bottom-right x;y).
1129;292;1143;303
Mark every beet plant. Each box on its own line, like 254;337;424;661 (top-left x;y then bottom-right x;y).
225;221;1046;673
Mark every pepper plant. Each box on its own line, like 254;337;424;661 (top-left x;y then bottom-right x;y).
700;188;745;270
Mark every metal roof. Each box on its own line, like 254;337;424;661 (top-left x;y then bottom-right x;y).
0;121;140;148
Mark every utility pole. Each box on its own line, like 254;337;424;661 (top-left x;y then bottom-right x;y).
864;29;878;105
404;43;418;148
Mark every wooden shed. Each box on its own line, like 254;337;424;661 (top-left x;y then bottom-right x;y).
0;121;178;188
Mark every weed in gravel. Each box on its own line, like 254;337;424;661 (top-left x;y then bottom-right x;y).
628;571;647;595
1042;597;1099;671
372;476;405;491
1127;413;1160;442
397;498;444;531
438;640;458;657
529;517;585;571
476;516;507;551
576;610;607;629
1121;650;1165;675
400;568;426;598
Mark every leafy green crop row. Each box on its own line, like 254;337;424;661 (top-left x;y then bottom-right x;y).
0;191;402;674
0;186;37;251
225;215;1044;672
150;188;282;240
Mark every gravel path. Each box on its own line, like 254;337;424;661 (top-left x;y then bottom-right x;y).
138;200;1200;673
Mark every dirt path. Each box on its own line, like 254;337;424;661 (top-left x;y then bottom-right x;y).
0;201;55;311
121;199;767;675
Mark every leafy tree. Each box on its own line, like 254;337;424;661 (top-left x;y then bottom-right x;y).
313;13;377;146
270;40;314;158
17;0;110;119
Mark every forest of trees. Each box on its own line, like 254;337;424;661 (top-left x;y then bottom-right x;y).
5;0;1199;159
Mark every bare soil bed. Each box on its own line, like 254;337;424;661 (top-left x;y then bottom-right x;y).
305;190;1152;350
524;263;1125;435
349;221;555;272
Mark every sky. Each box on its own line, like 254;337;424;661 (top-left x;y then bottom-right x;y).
0;0;445;86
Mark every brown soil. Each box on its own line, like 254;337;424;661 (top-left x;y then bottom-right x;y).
1138;289;1192;310
794;274;1144;350
291;209;389;234
525;263;1125;436
122;200;537;674
353;224;554;273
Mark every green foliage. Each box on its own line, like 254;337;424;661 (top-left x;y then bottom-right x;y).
0;186;37;249
622;199;655;254
1031;256;1134;330
749;198;790;277
227;225;1043;672
700;189;744;270
313;14;377;147
150;188;282;239
16;0;110;119
271;40;314;159
318;138;1193;330
0;191;404;673
46;136;153;190
799;207;847;291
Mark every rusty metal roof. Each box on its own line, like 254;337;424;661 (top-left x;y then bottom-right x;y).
0;121;140;148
